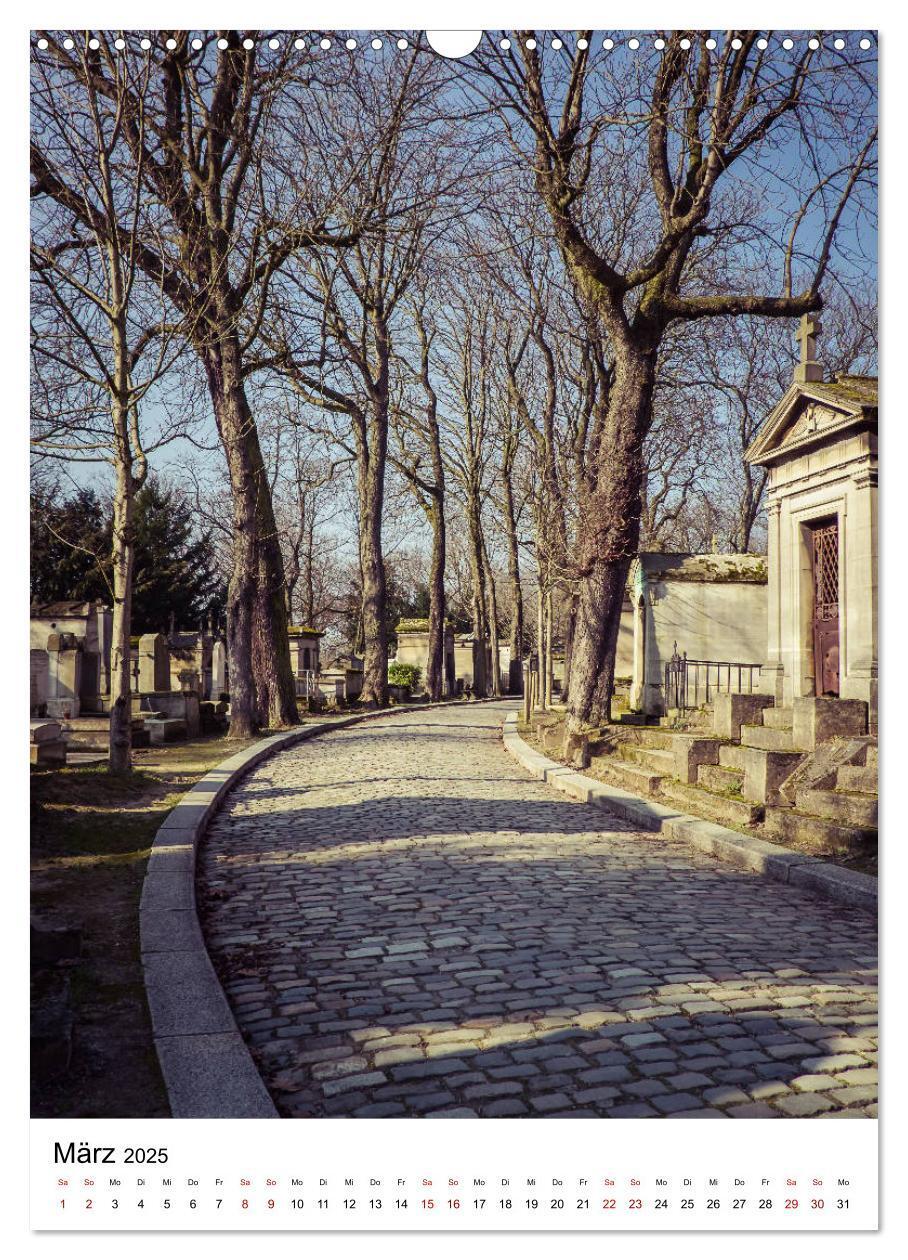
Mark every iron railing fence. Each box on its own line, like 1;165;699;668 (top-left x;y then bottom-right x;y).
664;643;762;713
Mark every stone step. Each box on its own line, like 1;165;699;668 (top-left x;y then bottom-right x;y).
608;724;675;750
63;731;109;751
698;763;744;794
763;806;876;856
762;706;793;730
658;780;763;828
866;744;878;771
741;724;796;753
837;764;878;795
588;756;665;797
622;745;677;775
718;743;748;772
662;708;713;731
796;787;878;829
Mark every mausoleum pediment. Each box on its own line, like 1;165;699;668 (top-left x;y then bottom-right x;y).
779;401;845;447
746;375;877;467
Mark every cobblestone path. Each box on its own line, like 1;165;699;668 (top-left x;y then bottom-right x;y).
198;702;878;1119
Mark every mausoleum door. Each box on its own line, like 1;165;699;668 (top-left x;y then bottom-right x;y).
810;519;840;697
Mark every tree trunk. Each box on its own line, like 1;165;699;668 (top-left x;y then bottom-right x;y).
484;542;501;696
205;337;299;737
426;497;446;701
501;461;524;669
108;455;135;772
535;581;545;713
544;587;553;707
465;491;488;697
565;349;656;733
358;414;389;708
562;589;579;695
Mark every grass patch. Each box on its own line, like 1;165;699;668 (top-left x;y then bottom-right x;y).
31;732;257;1119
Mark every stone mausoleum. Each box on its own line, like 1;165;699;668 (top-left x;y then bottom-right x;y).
745;316;878;730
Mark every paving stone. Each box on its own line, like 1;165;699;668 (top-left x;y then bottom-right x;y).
790;1074;839;1091
832;1067;878;1086
481;1099;529;1117
463;1082;523;1100
665;1072;714;1090
775;1092;837;1117
650;1092;702;1114
801;1054;869;1073
726;1102;781;1118
530;1093;572;1112
703;1086;750;1106
573;1086;621;1106
749;1081;791;1100
606;1103;659;1118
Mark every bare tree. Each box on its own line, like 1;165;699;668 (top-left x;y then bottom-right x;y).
472;31;877;735
31;31;387;735
391;300;448;699
31;50;183;769
269;50;472;705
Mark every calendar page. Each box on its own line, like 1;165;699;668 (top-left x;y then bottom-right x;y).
26;5;882;1246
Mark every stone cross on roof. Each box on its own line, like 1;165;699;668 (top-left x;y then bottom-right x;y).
795;313;824;384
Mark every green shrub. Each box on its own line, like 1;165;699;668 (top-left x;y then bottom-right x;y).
388;662;421;690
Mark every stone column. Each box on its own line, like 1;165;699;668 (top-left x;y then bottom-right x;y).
95;605;113;698
841;466;878;726
630;595;646;711
139;633;170;693
760;498;785;702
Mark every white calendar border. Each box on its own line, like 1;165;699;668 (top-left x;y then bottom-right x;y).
6;1;904;1254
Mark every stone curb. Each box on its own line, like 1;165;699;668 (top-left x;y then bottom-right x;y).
501;712;877;914
141;697;496;1118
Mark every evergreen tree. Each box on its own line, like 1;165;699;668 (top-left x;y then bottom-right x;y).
130;479;224;634
30;478;224;633
31;486;112;606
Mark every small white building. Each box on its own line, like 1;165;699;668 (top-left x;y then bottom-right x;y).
628;553;768;716
745;317;877;729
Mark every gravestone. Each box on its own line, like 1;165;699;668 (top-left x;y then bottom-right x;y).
211;640;227;697
31;648;49;715
138;633;170;693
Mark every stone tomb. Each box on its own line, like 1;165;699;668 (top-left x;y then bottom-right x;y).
288;626;323;677
453;633;492;695
168;630;215;699
30;719;67;766
42;632;83;720
138;633;170;693
745;316;877;729
393;619;455;694
30;600;112;713
288;626;324;702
